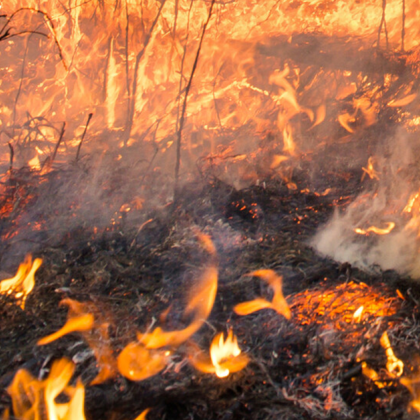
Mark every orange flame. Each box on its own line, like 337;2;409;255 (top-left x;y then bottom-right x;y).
134;409;151;420
0;255;42;309
401;376;420;412
190;330;249;378
361;362;386;389
117;341;170;382
380;331;404;377
118;232;217;381
38;299;117;385
354;222;395;235
141;264;218;349
5;358;85;420
210;330;248;378
234;270;291;319
353;306;364;323
361;157;380;181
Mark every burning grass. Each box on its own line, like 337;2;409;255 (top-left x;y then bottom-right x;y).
2;1;420;419
1;154;420;419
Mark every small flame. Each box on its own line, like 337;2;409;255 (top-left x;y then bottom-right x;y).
353;306;364;323
118;232;217;381
141;233;217;349
387;93;417;107
0;255;42;309
354;222;395;235
234;269;291;319
5;358;85;420
134;409;151;420
361;157;380;181
38;299;117;385
117;341;169;382
380;331;404;377
361;362;386;388
210;330;244;378
141;264;218;349
190;330;249;378
401;376;420;412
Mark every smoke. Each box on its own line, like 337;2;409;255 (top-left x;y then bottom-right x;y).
311;128;420;278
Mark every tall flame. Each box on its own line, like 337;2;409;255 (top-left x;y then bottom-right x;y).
5;358;85;420
118;232;217;381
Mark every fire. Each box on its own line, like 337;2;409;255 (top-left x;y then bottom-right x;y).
234;269;291;319
380;331;403;377
361;157;380;181
118;232;217;381
190;329;249;378
134;409;150;420
362;331;403;389
401;376;420;413
5;358;85;420
38;299;117;385
290;281;401;332
0;254;42;309
352;305;364;323
361;362;386;389
141;263;218;349
209;330;247;378
117;341;169;382
354;222;395;235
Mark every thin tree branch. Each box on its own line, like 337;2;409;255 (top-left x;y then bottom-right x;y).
124;0;167;143
76;113;93;162
401;0;405;52
51;122;66;164
174;0;216;200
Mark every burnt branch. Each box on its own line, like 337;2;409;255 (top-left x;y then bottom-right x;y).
76;113;94;162
51;122;66;164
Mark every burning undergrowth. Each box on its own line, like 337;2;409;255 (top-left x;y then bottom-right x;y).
3;0;420;419
1;145;420;419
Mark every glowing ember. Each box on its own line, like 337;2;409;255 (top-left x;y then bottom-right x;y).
380;331;404;377
0;255;42;309
5;358;85;420
234;269;291;319
290;281;400;331
38;299;117;385
354;222;395;235
190;329;249;378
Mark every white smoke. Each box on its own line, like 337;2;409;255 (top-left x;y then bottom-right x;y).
311;128;420;278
